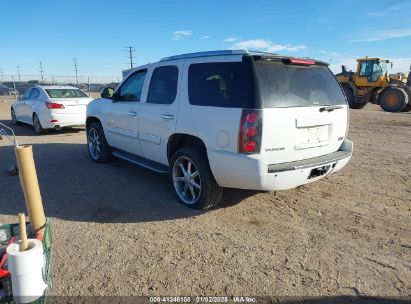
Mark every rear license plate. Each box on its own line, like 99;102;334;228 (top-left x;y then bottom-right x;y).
296;125;329;145
307;126;328;142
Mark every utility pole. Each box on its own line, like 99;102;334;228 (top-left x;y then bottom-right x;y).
39;61;44;80
17;66;21;81
73;58;79;85
11;75;17;98
126;46;135;69
0;68;3;82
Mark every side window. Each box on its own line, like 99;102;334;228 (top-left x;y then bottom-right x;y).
117;70;147;102
371;62;382;82
30;89;39;99
22;89;32;100
359;61;373;78
188;62;253;108
147;66;178;104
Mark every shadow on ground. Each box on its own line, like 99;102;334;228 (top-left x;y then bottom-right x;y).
0;119;83;137
0;142;257;223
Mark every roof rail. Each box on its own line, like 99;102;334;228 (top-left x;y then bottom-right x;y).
160;50;249;62
247;50;278;56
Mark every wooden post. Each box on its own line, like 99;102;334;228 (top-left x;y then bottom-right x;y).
15;145;46;234
18;213;28;251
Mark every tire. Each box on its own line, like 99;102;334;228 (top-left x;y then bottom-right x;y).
378;86;408;112
86;122;113;163
342;84;367;109
402;89;411;112
170;147;223;210
11;108;21;125
32;113;45;134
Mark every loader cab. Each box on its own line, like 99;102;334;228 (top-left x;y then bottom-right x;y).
356;58;389;86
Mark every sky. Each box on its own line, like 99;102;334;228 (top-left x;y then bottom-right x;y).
1;0;411;81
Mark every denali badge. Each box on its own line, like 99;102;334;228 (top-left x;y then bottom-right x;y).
265;147;285;152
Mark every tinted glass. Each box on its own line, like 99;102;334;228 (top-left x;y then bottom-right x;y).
46;89;88;98
22;89;32;100
359;61;373;77
254;60;346;107
188;62;254;108
118;70;147;102
147;66;178;104
371;62;383;82
30;89;39;99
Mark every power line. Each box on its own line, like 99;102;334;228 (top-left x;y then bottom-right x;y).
17;66;21;81
73;58;79;85
126;46;135;69
39;62;45;80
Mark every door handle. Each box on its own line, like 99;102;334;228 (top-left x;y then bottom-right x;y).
127;111;138;116
161;114;175;120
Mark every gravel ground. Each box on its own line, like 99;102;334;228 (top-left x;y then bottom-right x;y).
0;96;410;297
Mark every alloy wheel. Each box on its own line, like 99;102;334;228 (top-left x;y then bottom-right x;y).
172;156;202;205
33;115;42;133
11;109;17;125
88;128;101;160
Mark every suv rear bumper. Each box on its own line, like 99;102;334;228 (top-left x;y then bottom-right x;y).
208;140;353;191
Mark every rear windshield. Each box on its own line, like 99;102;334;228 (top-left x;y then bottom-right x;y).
254;60;346;107
188;61;254;108
45;89;88;98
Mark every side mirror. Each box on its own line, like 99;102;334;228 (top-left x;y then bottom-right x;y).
101;87;114;99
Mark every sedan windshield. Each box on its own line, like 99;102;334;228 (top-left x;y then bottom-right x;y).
46;89;88;98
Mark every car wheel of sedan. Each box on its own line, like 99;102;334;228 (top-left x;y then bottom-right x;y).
33;114;44;134
11;108;21;125
87;122;112;163
170;147;223;210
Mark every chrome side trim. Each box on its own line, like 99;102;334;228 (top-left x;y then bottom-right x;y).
107;127;138;139
139;132;161;145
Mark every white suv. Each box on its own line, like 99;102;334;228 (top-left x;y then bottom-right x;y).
86;50;353;209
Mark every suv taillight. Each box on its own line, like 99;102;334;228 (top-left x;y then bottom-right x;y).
238;109;262;154
45;102;65;109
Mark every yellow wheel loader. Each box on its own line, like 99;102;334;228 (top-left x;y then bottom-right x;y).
335;58;411;112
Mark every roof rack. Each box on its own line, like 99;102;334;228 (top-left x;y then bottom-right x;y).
160;50;250;62
247;50;278;56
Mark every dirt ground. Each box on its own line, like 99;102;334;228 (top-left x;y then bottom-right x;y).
0;95;410;298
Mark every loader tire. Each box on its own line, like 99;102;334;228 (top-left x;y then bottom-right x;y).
402;90;411;112
342;84;366;109
378;86;408;112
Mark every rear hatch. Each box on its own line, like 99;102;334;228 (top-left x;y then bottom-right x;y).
45;88;92;114
254;57;348;164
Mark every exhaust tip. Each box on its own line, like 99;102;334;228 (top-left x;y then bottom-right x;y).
54;125;62;131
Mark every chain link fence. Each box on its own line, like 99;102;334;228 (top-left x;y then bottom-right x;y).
0;74;121;96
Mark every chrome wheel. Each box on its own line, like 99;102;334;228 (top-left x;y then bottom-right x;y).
11;109;17;125
33;115;42;133
88;128;101;160
172;156;202;205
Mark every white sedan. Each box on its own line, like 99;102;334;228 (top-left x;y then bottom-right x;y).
11;85;93;134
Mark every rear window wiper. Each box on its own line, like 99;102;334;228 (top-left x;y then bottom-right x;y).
319;105;344;112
